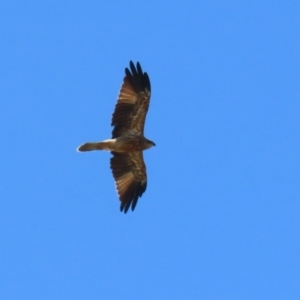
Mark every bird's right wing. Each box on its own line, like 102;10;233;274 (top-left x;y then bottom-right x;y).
111;61;151;138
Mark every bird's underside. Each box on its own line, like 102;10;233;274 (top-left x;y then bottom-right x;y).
77;61;154;213
77;135;154;153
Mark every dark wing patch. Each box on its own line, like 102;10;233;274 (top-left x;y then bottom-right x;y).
110;151;147;213
111;61;151;138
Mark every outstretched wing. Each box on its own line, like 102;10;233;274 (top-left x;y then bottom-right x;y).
111;61;151;138
110;151;147;213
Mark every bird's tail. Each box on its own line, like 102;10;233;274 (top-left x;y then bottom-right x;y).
77;142;109;152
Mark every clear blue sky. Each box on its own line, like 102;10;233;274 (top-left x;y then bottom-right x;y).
1;1;299;299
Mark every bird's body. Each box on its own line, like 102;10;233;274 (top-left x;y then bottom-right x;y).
78;136;154;152
77;61;154;213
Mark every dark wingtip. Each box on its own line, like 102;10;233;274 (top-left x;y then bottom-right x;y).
119;181;147;214
125;61;151;93
129;60;135;68
120;202;130;214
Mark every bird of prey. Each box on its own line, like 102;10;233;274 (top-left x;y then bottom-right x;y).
77;61;155;213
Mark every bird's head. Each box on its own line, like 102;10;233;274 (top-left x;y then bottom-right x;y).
145;139;156;149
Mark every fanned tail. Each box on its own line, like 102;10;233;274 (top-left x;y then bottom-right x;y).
77;142;107;152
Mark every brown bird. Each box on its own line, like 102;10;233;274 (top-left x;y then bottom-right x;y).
77;61;155;213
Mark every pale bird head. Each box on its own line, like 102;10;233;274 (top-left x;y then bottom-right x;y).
145;139;156;149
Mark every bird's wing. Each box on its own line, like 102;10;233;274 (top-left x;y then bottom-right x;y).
110;151;147;213
111;61;151;138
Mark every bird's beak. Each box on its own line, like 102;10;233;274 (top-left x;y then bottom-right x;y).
152;142;156;146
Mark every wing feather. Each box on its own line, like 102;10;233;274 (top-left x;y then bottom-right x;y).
111;61;151;138
110;151;147;213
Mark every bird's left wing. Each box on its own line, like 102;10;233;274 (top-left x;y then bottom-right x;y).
110;151;147;213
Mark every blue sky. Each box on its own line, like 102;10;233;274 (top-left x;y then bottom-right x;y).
1;1;299;299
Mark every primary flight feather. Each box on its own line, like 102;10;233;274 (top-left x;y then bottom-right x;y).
77;61;155;213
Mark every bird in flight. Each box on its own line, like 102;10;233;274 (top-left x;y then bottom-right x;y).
77;61;155;213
